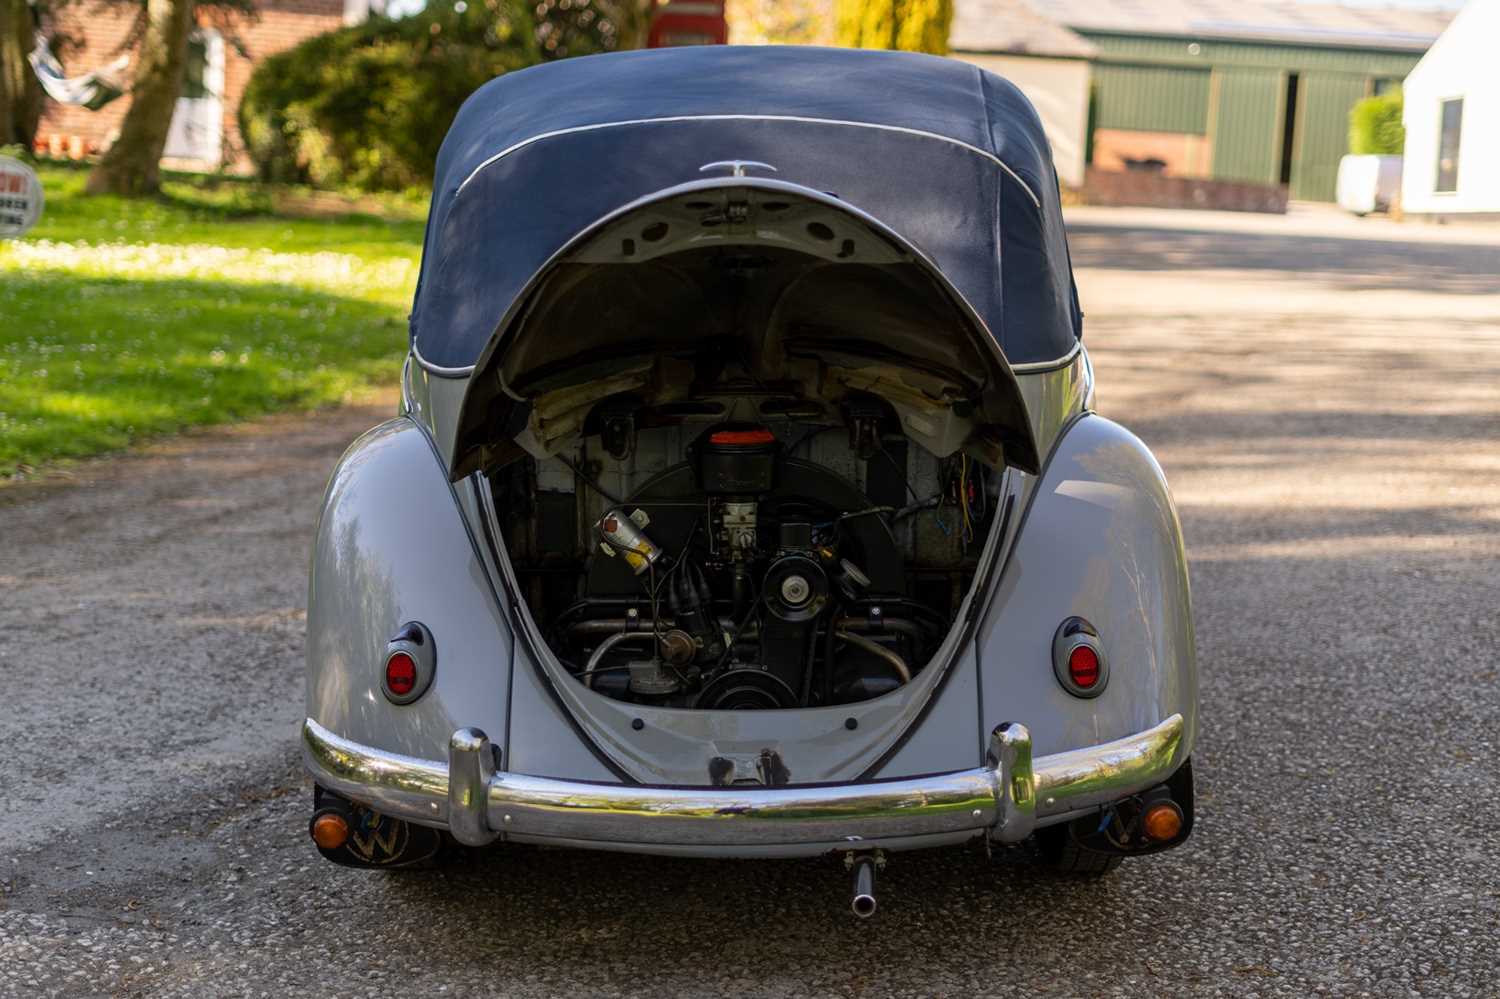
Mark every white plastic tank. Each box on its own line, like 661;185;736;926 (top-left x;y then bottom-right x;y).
1337;155;1404;216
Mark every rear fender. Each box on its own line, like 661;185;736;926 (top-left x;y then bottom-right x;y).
305;419;513;765
976;414;1197;764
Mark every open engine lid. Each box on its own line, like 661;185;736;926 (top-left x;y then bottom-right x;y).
447;177;1041;479
410;48;1082;375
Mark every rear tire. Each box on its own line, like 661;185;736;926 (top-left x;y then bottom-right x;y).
1033;824;1122;879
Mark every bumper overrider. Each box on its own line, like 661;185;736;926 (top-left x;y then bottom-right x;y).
302;714;1184;857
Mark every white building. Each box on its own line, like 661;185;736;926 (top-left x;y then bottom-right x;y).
948;0;1096;189
1402;0;1500;217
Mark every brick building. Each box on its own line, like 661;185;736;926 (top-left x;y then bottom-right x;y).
36;0;378;172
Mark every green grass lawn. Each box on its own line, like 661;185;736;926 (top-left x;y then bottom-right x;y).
0;165;427;474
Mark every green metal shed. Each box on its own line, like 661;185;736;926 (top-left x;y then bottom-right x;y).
1022;1;1451;201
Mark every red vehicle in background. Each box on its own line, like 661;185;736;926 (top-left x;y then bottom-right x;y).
648;1;728;47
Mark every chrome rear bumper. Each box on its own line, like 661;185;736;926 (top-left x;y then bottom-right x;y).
303;714;1184;858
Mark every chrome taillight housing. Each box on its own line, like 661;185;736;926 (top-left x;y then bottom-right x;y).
382;621;435;704
1052;616;1108;698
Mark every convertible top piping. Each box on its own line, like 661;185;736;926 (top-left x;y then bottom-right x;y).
409;338;1082;380
410;342;479;378
452;114;1043;209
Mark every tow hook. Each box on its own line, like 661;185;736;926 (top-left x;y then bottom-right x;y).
845;850;885;918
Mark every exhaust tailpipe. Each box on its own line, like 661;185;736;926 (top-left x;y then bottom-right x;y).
850;855;878;918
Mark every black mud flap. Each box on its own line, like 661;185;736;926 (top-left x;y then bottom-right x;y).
1061;756;1196;857
311;786;447;869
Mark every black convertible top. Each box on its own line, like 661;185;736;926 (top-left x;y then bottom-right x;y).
411;45;1081;371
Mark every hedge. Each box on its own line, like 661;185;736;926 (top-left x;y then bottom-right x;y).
1348;92;1405;157
239;2;543;191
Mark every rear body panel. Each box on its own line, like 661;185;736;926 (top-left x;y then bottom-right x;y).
304;420;512;762
306;365;1196;792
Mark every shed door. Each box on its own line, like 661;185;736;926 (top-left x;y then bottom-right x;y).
1210;67;1283;185
1289;74;1369;202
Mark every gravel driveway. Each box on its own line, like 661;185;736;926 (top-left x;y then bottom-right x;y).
2;208;1497;997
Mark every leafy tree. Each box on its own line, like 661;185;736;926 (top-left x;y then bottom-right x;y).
834;0;951;55
587;0;655;50
240;0;660;192
726;0;832;45
0;0;43;150
240;0;540;191
1348;91;1404;157
535;0;654;56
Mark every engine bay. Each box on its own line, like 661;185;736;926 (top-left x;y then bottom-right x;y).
489;395;1007;711
464;186;1037;712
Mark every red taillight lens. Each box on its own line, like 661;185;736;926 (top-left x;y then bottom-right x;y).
385;651;418;696
1067;645;1100;688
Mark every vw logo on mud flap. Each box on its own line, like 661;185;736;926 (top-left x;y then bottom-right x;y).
346;812;411;865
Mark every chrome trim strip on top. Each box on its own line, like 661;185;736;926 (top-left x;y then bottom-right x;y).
453;115;1043;208
411;339;1085;381
302;714;1184;852
410;343;476;378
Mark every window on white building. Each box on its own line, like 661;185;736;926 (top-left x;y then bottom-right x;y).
1435;98;1463;194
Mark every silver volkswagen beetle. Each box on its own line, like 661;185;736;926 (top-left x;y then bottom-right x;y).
302;46;1197;916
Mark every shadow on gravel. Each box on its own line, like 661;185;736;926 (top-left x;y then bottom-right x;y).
1132;408;1500;446
1197;505;1498;550
375;842;1189;981
1066;224;1500;296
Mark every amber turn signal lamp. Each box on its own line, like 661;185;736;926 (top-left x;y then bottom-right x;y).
310;811;351;850
1142;800;1184;843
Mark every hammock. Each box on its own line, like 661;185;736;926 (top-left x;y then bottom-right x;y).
29;40;129;112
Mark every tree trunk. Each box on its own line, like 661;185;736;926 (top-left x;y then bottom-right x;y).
0;0;43;150
85;0;196;195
